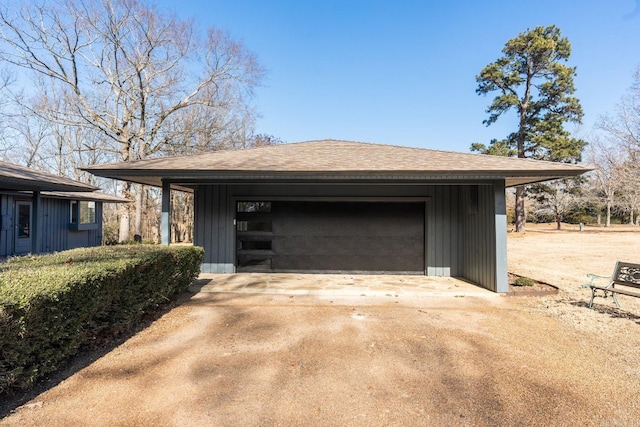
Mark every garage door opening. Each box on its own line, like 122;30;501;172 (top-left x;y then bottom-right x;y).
236;200;425;274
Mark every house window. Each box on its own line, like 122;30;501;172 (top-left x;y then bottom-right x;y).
18;203;30;238
237;201;271;213
70;200;96;225
80;201;96;224
70;201;77;224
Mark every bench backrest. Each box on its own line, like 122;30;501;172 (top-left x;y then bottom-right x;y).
612;261;640;290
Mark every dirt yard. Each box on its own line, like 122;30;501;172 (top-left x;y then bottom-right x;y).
508;223;640;330
1;224;640;426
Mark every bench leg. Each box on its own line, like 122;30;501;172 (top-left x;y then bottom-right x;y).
589;288;597;308
612;292;621;308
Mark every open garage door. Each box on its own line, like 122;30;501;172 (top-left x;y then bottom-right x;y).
236;201;425;274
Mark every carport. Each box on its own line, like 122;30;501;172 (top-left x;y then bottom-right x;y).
83;139;590;292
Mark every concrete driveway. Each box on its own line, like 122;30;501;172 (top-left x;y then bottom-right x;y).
197;273;498;297
2;274;639;426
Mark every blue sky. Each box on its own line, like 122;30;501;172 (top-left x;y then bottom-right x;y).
157;0;640;152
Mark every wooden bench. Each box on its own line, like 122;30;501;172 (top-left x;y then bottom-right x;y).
584;261;640;308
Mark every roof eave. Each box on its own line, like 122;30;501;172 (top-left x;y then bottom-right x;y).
83;168;589;190
41;191;131;203
0;177;98;192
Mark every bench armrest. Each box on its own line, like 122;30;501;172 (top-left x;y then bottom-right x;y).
582;273;611;288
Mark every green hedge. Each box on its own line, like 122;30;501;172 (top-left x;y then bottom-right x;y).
0;245;204;393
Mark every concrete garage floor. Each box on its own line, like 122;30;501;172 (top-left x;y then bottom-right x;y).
3;274;640;426
196;273;498;298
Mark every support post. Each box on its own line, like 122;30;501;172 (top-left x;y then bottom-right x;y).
31;190;41;254
161;180;171;246
494;180;508;292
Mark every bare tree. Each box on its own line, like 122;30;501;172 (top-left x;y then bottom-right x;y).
598;68;640;153
2;104;50;168
0;68;16;158
0;0;264;241
585;137;626;227
596;67;640;226
616;160;640;225
171;191;193;243
247;133;284;148
530;178;583;230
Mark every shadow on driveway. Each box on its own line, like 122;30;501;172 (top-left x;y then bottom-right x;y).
3;283;640;425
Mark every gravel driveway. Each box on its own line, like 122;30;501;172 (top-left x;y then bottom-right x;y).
2;282;639;426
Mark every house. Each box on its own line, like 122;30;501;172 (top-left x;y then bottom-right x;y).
83;140;590;292
0;160;128;256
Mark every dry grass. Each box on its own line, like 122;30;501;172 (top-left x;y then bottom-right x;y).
508;223;640;294
507;222;640;351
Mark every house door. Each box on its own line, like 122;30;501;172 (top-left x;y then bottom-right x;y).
15;201;32;255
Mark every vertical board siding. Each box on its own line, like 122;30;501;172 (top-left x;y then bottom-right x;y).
209;185;219;267
195;184;234;273
41;198;102;252
451;186;460;276
41;198;65;252
434;186;444;276
0;195;12;257
458;184;499;292
426;189;436;275
94;202;104;247
203;186;213;265
218;185;227;269
425;185;460;277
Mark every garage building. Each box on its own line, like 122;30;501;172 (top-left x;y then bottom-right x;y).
83;140;590;292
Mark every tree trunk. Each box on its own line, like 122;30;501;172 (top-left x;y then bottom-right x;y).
514;98;528;234
606;202;611;227
597;213;601;225
118;213;130;242
135;184;143;239
515;185;526;232
119;182;132;242
556;213;562;230
118;137;132;241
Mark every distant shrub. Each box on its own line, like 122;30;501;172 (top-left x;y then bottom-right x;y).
0;245;203;393
514;277;535;287
102;220;120;245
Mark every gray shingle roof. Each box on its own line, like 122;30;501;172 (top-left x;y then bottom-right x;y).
83;139;592;188
0;161;97;192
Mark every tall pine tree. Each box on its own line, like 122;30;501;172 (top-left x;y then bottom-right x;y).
473;25;585;232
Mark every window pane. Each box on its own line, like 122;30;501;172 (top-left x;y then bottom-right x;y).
18;204;30;238
237;220;272;232
237;202;271;213
237;240;272;250
70;201;78;224
80;201;96;224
